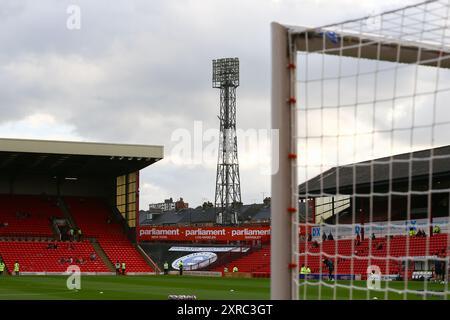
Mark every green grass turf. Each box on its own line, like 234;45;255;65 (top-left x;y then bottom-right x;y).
0;275;447;300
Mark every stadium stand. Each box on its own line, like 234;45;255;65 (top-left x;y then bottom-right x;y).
0;240;110;273
209;234;449;279
0;194;63;236
65;197;153;273
211;246;270;274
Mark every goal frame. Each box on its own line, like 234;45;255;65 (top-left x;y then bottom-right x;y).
270;18;450;300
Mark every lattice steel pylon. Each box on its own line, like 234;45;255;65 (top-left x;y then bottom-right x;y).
213;57;241;226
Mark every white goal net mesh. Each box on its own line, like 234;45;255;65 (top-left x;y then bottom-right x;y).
285;0;450;300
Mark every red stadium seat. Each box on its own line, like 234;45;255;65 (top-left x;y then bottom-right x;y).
0;194;63;237
211;234;449;278
0;240;110;272
65;197;153;273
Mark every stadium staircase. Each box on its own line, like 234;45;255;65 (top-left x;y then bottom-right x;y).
90;239;116;272
56;196;78;230
64;197;154;273
135;244;160;273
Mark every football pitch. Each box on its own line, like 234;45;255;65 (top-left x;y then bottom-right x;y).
0;275;447;300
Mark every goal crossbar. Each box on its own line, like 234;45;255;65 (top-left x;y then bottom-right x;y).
291;28;450;69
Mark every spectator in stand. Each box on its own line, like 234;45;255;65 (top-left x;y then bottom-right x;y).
164;262;169;275
355;233;361;246
322;232;327;241
323;258;334;280
14;261;20;276
434;257;443;283
121;261;126;275
77;228;82;241
371;233;376;240
90;252;97;261
433;225;441;234
115;261;121;275
300;264;307;275
409;228;416;237
300;264;311;276
307;233;312;242
178;260;183;276
0;260;5;276
376;242;383;250
312;241;319;248
327;232;334;241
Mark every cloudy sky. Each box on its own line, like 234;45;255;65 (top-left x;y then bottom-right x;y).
1;0;443;208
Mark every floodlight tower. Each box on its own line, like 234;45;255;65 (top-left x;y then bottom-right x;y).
212;57;241;226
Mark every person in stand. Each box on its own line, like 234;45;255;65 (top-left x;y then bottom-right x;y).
300;264;309;276
304;265;312;276
355;233;361;246
178;260;184;276
0;260;5;276
322;232;327;242
307;233;312;242
121;261;126;276
327;232;334;241
232;266;238;273
115;260;121;275
323;258;334;281
77;228;82;241
164;261;169;275
433;225;441;234
223;266;228;276
14;261;20;276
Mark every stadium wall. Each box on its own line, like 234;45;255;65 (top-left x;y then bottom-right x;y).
0;173;115;198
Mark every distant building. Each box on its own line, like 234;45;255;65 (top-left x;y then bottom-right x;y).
175;197;189;211
149;197;176;212
149;197;189;212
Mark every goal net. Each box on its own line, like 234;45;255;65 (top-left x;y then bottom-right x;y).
271;0;450;300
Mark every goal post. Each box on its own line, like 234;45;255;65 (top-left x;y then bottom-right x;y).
271;0;450;300
271;22;299;300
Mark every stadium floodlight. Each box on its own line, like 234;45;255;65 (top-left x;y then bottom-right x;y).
213;57;242;226
272;0;450;300
212;58;240;88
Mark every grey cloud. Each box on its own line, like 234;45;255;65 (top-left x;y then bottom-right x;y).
0;0;427;206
